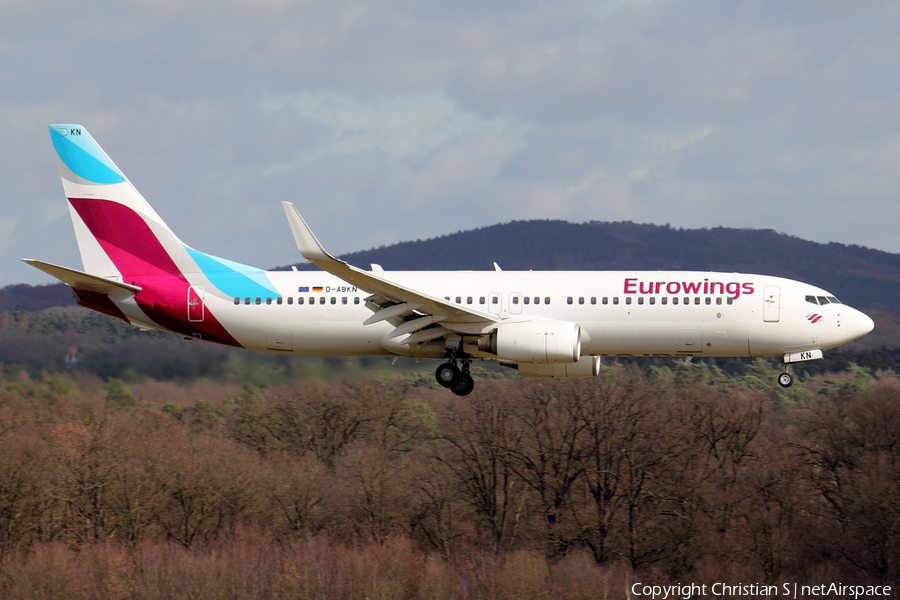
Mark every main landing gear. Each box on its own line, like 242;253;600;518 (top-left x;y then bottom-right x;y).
435;360;475;396
778;364;793;388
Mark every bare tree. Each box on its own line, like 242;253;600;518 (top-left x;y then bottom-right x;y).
501;380;590;558
436;380;527;553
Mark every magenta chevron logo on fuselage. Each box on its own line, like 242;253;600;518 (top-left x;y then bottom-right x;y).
68;197;242;347
806;313;823;323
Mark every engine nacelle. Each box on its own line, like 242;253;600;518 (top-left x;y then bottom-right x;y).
516;355;601;379
477;320;581;364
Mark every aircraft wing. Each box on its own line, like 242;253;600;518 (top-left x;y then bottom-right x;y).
282;202;501;326
22;259;142;295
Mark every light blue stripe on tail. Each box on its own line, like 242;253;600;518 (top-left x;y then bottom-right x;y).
49;125;125;184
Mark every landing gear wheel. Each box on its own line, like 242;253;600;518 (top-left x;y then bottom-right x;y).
451;371;475;396
778;372;793;388
435;363;461;388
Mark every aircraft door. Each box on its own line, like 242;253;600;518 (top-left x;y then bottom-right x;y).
763;286;780;322
488;292;502;315
188;286;204;322
509;293;522;314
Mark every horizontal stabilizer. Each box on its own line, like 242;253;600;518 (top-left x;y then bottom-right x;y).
22;259;142;295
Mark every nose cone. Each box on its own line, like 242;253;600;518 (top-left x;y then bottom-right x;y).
845;308;875;343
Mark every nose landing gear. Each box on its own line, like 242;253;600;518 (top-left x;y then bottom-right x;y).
778;365;793;388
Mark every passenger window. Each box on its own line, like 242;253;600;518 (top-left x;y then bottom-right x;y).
255;297;261;305
817;296;829;305
534;297;540;304
578;297;584;305
330;297;336;305
512;296;519;305
467;297;473;304
524;297;530;305
591;297;596;305
456;296;461;304
613;297;619;305
727;297;733;305
266;297;272;305
277;297;283;305
602;297;608;305
684;297;689;305
354;297;360;305
298;297;304;305
662;297;667;305
544;297;551;305
567;297;573;305
637;297;643;305
342;297;347;305
649;297;655;305
319;297;325;305
288;297;294;305
492;297;499;305
244;297;251;305
705;297;710;305
694;297;700;305
673;297;679;305
626;297;632;305
827;296;841;304
480;297;486;304
716;297;722;305
445;296;450;301
233;297;240;305
806;295;818;305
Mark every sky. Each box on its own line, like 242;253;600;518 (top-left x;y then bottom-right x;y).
2;0;899;286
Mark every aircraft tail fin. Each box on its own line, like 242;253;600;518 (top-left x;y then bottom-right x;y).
48;125;185;281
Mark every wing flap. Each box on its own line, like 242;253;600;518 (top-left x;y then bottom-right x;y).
22;259;142;295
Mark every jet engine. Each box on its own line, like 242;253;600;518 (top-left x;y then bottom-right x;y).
477;320;581;364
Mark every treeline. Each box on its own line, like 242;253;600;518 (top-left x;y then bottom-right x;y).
2;307;899;387
0;366;898;597
0;308;408;384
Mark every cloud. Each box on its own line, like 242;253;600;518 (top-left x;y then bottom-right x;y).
262;92;495;159
1;0;900;286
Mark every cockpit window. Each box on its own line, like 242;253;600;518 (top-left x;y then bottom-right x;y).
805;295;818;305
817;296;829;305
827;296;841;304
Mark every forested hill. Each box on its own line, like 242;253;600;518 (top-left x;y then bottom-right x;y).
0;282;74;312
6;220;900;310
283;220;900;308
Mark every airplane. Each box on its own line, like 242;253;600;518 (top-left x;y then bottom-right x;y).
25;124;875;396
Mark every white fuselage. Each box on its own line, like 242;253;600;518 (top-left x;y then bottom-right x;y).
120;269;873;360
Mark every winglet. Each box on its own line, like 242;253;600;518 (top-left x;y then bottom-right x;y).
282;202;340;265
280;202;501;325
